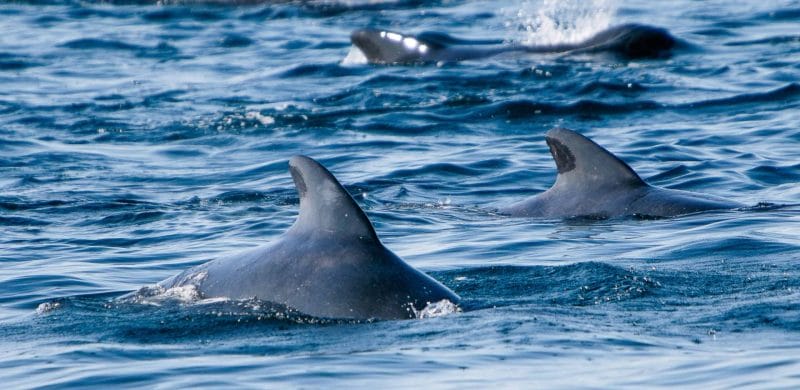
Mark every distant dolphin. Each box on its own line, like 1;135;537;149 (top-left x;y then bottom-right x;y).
350;23;676;64
152;156;459;320
501;128;743;218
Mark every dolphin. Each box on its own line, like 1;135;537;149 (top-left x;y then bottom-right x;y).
501;128;744;219
350;23;677;65
151;155;459;320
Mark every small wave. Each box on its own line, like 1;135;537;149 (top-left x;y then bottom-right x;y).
684;83;800;109
0;52;42;71
754;8;800;21
704;294;800;332
471;99;662;120
63;6;125;19
578;80;647;94
666;237;798;260
386;161;503;179
0;216;51;226
88;211;166;226
747;164;800;185
726;35;800;47
208;190;276;204
0;100;20;115
278;63;364;78
439;262;662;310
461;83;800;120
60;38;142;51
220;33;254;48
141;7;224;22
59;38;181;59
0;198;67;211
692;28;737;37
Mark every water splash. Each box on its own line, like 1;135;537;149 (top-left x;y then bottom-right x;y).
35;300;63;315
119;271;209;306
341;46;368;65
412;299;461;319
504;0;617;45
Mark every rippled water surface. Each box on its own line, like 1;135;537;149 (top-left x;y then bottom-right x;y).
2;0;800;387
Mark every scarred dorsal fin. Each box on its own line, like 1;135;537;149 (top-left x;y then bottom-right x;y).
545;128;647;190
288;156;379;241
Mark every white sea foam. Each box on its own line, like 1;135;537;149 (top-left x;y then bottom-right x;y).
245;111;275;126
504;0;617;46
122;271;213;306
35;301;62;315
341;46;368;65
413;299;461;319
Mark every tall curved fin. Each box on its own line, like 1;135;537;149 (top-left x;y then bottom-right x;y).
288;156;379;241
545;128;647;190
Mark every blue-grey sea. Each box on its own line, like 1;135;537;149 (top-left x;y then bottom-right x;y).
1;0;799;388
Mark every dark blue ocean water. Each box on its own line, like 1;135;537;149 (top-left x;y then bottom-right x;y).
1;0;800;387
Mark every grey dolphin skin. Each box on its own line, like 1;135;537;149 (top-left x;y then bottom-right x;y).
501;128;743;219
350;23;677;65
156;155;459;320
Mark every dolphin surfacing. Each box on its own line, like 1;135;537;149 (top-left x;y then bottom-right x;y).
350;23;677;65
501;128;743;219
154;156;459;320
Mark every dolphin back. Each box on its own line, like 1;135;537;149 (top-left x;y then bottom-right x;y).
153;155;460;320
350;28;509;64
502;128;741;218
350;23;677;65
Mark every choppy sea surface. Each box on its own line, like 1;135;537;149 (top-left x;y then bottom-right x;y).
1;0;800;387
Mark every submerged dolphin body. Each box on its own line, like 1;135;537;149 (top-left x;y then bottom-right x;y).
154;156;459;320
350;23;677;64
501;128;743;219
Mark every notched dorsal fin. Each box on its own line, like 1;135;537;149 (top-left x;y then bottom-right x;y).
545;128;646;189
288;156;379;241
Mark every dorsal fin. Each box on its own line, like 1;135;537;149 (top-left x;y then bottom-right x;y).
287;156;379;241
545;128;647;190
